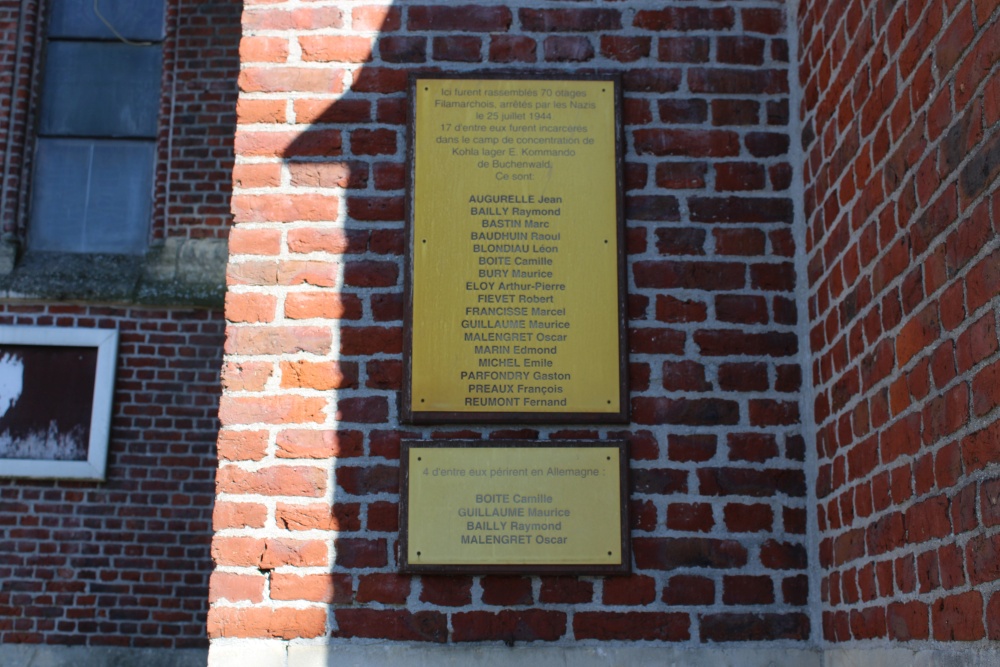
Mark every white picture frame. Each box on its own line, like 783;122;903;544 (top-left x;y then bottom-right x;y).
0;325;118;481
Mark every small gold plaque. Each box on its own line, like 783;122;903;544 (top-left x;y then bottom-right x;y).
400;441;629;574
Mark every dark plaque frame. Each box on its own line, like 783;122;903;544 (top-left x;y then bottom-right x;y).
399;439;631;576
402;72;629;425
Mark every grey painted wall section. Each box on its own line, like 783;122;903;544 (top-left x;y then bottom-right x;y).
0;645;208;667
205;640;1000;667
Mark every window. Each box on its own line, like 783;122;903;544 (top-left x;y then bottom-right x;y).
29;0;165;254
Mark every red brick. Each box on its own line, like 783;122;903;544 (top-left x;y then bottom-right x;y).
218;395;327;426
221;360;272;392
217;465;326;497
275;85;339;117
958;312;999;374
208;607;326;640
657;36;709;63
574;612;689;641
520;8;620;32
489;35;536;63
236;129;342;159
340;326;403;355
333;609;446;642
481;576;533;606
699;467;805;497
656;161;708;188
452;610;566;642
723;575;774;605
633;397;739;426
299;35;372;63
209;572;265;604
634;7;734;31
379;36;426;63
271;574;352;604
655;295;707;323
761;540;808;570
600;36;650;62
352;67;408;93
623;68;683;93
280;360;357;391
724;503;773;532
334;537;387;568
276;429;363;459
933;591;985;640
668;434;716;462
213;501;267;530
239;36;289;64
985;590;1000;640
420;577;472;607
243;7;343;32
275;503;360;532
367;501;399;532
352;5;400;31
662;575;714;605
634;537;747;570
211;537;326;568
603;575;656;605
850;606;887;639
336;397;389;423
967;533;1000;585
409;6;512;31
634;129;740;157
217;430;268;462
336;464;398;495
239;66;344;94
356;573;410;605
539;577;593;604
232;194;339;223
662;360;711;392
285;293;362;321
716;295;768;324
666;502;714;532
700;613;809;641
962;420;1000;472
718;363;769;392
228;228;281;256
713;99;761;126
887;600;929;640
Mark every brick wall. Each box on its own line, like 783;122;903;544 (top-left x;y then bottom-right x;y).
0;305;225;648
0;0;241;650
158;0;243;242
212;0;809;644
0;0;39;237
798;0;1000;643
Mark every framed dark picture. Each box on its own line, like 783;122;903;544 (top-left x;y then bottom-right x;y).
0;326;118;480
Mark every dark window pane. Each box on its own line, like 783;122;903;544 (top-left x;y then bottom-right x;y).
39;41;162;138
29;138;154;254
48;0;165;41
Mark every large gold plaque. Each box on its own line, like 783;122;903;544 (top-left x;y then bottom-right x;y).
400;441;629;574
404;75;627;423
